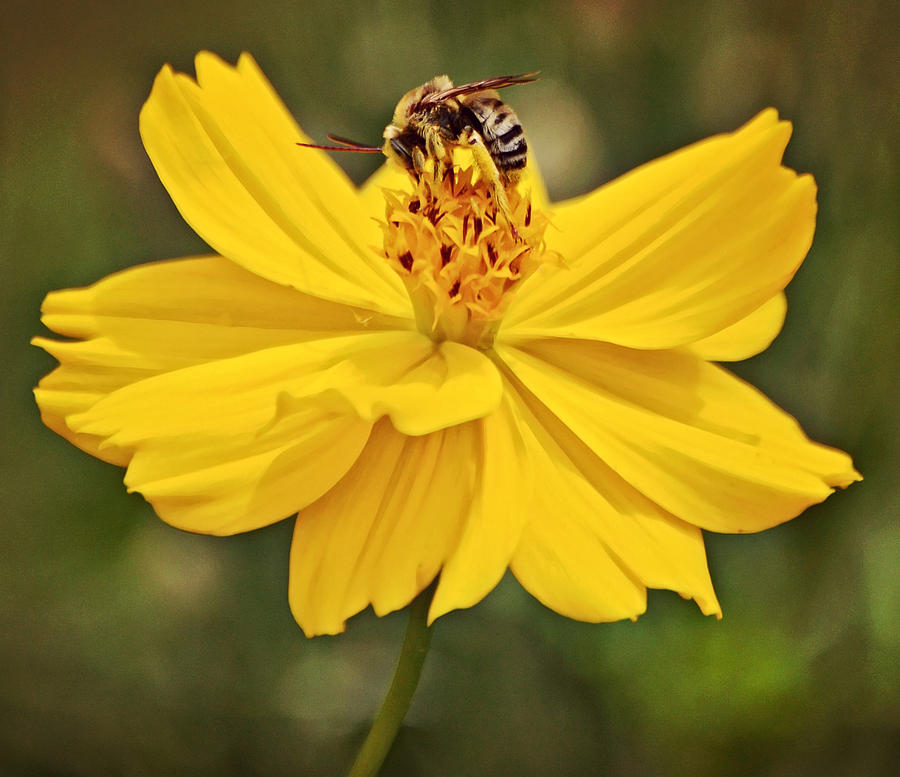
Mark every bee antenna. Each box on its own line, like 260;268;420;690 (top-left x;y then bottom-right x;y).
296;134;382;153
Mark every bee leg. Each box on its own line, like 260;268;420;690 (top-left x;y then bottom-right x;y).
411;146;428;178
422;125;454;181
462;129;520;241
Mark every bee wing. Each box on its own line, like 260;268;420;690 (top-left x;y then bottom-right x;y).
422;72;540;104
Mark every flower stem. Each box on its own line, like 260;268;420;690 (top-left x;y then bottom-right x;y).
346;586;435;777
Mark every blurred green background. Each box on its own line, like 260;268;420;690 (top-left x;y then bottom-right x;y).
3;0;898;775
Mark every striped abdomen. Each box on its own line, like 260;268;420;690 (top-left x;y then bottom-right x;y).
463;95;528;180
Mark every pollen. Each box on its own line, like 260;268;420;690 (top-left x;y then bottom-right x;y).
381;163;558;349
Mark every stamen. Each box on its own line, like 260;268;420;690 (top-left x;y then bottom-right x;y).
381;163;558;348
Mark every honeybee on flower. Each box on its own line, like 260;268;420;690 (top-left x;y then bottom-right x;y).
299;72;537;232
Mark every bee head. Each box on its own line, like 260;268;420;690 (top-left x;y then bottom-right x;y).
389;75;454;128
381;76;452;170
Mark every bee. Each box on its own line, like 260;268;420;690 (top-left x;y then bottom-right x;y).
299;72;538;228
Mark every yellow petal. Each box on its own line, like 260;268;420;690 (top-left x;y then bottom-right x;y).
429;393;533;621
289;420;476;636
124;407;371;535
273;337;503;436
58;331;498;534
32;255;409;461
504;110;816;350
139;52;408;315
39;340;371;533
686;292;787;361
64;335;409;534
497;338;860;534
38;254;410;360
543;113;781;260
505;378;720;621
70;331;499;445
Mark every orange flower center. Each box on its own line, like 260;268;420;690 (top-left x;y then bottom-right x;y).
380;163;556;349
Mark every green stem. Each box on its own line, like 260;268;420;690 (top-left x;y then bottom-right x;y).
346;586;435;777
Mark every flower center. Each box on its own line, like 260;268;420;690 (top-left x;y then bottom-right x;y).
380;159;556;349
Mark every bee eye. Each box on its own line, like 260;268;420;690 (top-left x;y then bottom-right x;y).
390;138;414;162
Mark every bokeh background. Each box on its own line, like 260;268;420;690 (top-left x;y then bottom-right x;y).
3;1;898;775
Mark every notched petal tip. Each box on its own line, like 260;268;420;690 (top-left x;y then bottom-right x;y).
194;49;228;72
828;459;863;489
236;50;264;75
692;588;723;619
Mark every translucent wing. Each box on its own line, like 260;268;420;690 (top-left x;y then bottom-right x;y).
421;72;540;105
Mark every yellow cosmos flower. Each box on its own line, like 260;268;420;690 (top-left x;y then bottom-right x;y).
33;53;860;637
